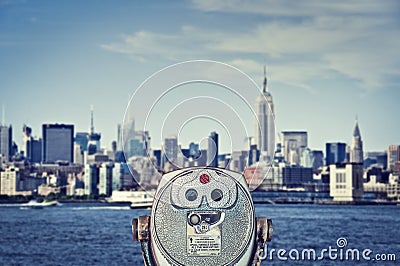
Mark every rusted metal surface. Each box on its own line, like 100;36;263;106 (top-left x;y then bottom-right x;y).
131;218;139;242
252;216;274;265
138;215;150;241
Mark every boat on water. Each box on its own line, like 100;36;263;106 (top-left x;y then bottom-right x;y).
106;190;154;209
21;200;60;209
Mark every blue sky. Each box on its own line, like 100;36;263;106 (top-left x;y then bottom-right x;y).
0;0;399;154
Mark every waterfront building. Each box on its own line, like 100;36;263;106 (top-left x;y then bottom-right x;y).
125;131;150;158
112;162;122;191
189;142;200;158
281;131;308;166
387;145;400;171
282;166;313;188
162;135;178;168
99;162;113;196
0;107;12;163
255;66;275;161
387;174;400;202
152;149;161;168
326;142;347;165
21;124;32;156
0;125;12;163
42;124;74;163
363;175;387;199
74;143;83;164
218;154;231;168
207;131;219;167
229;150;248;172
300;148;313;168
0;166;19;195
75;132;89;153
258;162;284;191
84;164;99;195
128;156;159;189
350;119;364;164
22;125;42;163
312;150;324;169
87;107;101;155
248;144;260;166
116;124;122;151
329;163;363;202
26;137;42;163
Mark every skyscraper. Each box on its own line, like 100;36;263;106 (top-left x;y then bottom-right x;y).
22;124;32;155
208;131;219;167
350;119;364;163
387;145;400;171
42;124;74;163
162;136;178;168
0;108;12;163
88;107;101;155
281;131;308;166
27;138;42;163
326;142;347;165
0;125;11;163
255;66;275;161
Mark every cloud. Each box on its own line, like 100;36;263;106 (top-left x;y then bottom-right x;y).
100;26;223;62
191;0;398;17
101;1;400;93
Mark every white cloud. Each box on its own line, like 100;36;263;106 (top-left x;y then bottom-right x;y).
191;0;398;17
102;1;400;93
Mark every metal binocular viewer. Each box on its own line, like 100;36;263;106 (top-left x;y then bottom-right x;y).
132;167;273;265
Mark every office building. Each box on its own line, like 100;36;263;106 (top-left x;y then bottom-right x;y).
312;150;324;169
75;132;89;153
22;124;32;155
326;142;346;165
229;150;248;172
189;142;200;158
99;163;113;196
350;119;364;164
42;124;74;163
84;164;99;195
0;107;12;162
27;138;42;163
300;148;313;168
74;143;83;164
255;66;275;161
125;131;150;159
112;163;122;191
388;145;400;171
282;166;313;188
0;166;19;195
330;163;363;202
88;107;101;155
0;125;12;163
248;144;260;166
281;131;308;166
207;131;218;167
162;136;178;168
21;125;42;163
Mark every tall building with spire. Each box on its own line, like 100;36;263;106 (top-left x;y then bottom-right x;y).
350;118;364;164
87;106;101;155
255;66;275;161
0;106;12;163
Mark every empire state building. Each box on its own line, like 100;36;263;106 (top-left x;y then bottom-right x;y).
255;66;275;161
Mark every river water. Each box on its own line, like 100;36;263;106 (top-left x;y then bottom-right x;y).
0;203;398;265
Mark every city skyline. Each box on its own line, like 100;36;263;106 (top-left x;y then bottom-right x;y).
1;1;399;153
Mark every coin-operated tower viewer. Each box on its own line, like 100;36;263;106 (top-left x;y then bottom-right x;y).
132;167;273;265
